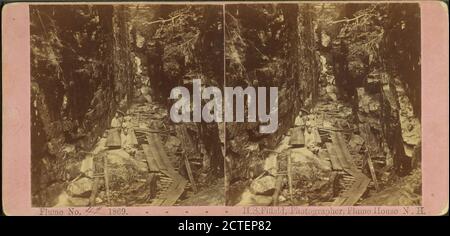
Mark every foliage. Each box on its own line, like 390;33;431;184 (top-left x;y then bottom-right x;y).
335;5;385;61
138;6;224;86
323;3;421;114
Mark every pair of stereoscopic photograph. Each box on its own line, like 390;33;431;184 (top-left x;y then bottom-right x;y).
27;2;424;208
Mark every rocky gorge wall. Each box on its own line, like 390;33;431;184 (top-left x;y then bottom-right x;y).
30;5;134;206
141;5;226;178
224;4;320;186
338;3;421;175
317;3;421;176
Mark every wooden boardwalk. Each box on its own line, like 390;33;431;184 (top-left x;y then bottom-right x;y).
332;173;370;206
325;132;370;206
139;131;187;206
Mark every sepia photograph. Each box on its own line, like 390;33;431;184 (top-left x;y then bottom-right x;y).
27;2;423;209
224;3;422;206
30;3;225;207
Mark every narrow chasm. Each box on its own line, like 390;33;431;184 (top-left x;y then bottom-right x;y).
225;3;421;206
31;5;225;207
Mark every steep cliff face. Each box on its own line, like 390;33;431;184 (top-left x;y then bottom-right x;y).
224;4;319;186
334;3;421;175
130;5;225;179
381;4;421;117
153;5;225;178
315;3;421;176
31;5;134;206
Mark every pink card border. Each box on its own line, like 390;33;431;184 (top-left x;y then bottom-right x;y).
2;1;448;216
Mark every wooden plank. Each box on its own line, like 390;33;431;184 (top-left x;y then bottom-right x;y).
359;124;380;191
184;156;198;193
333;174;370;206
289;127;305;147
287;151;293;201
157;141;181;178
145;135;168;171
271;154;282;206
341;175;370;206
336;133;357;169
161;179;188;206
89;177;100;206
104;155;111;205
326;142;343;171
150;179;176;206
151;134;172;169
147;173;159;199
89;155;103;206
147;134;176;175
272;175;283;206
134;127;170;134
330;132;350;170
367;156;379;191
331;132;359;176
105;128;121;148
145;133;188;206
152;179;187;206
142;144;161;172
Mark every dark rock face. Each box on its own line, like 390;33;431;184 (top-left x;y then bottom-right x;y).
140;5;225;179
382;4;421;117
225;4;319;189
327;3;421;177
31;5;134;206
360;169;421;206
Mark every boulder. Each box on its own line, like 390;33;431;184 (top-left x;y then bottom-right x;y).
106;149;148;190
291;148;331;179
250;175;276;195
67;177;93;197
236;189;273;206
